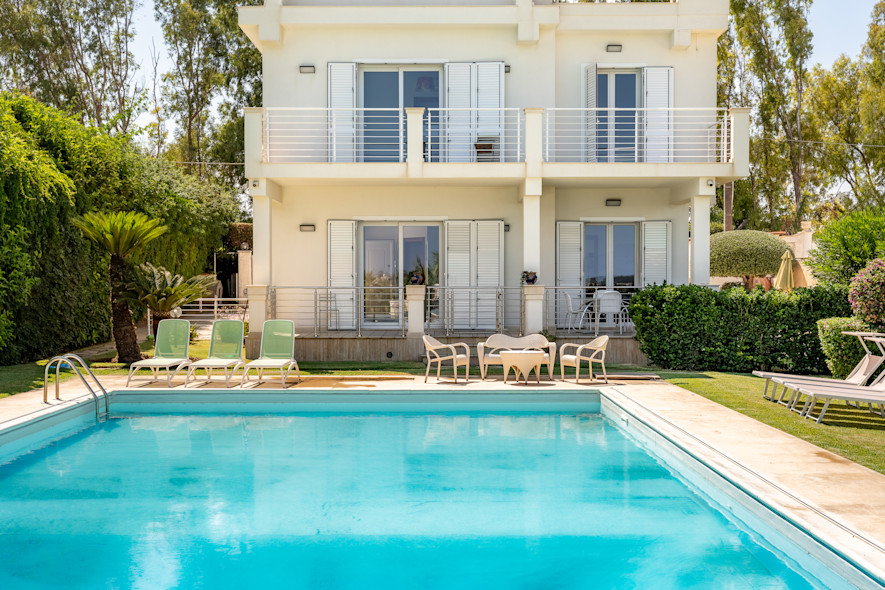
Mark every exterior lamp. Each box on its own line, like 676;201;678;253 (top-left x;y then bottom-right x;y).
606;44;623;53
299;65;316;74
605;199;622;207
300;224;316;232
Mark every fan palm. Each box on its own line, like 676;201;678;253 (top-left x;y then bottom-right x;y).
125;263;218;336
74;211;167;363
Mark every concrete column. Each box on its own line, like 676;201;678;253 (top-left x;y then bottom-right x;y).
405;285;426;337
237;250;253;299
523;284;545;335
405;107;425;177
691;194;712;286
252;194;272;285
730;107;751;177
523;194;541;274
243;107;263;178
524;107;544;195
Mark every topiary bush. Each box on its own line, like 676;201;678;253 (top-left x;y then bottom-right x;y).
807;208;885;285
628;284;851;374
817;317;872;379
710;230;790;287
848;258;885;328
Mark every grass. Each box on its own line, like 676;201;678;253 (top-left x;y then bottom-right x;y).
2;340;883;474
657;370;885;476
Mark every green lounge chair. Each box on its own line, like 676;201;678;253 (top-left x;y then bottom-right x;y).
185;319;245;388
127;319;192;387
241;320;301;388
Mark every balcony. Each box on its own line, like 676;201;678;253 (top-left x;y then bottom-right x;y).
247;106;748;184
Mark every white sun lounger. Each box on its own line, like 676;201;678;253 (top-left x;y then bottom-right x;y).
126;319;192;387
786;379;885;423
753;332;885;406
185;320;245;388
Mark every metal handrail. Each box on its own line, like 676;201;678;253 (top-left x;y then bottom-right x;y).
43;354;109;421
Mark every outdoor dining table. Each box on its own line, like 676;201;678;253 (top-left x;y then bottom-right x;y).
499;349;546;384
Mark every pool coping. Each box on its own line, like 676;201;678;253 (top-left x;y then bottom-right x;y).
1;378;884;587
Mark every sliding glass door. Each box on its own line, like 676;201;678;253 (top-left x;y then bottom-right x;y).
361;223;441;327
597;70;639;163
584;223;638;288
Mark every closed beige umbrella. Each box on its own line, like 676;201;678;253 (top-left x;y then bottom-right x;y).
773;249;795;291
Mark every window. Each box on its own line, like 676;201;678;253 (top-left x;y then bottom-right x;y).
596;70;640;163
583;223;638;288
360;67;441;162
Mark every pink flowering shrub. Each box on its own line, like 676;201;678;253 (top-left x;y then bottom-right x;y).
848;258;885;328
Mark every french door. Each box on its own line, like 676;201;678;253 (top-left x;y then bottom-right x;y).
596;70;640;163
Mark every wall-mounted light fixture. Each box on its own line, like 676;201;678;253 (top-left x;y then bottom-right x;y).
299;65;316;74
504;224;511;232
504;65;511;73
605;199;622;207
606;44;623;53
251;179;259;188
300;224;316;232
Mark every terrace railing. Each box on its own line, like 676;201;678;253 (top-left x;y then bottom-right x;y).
148;297;249;340
543;286;639;334
543;108;730;164
268;286;407;337
425;286;524;336
425;108;525;162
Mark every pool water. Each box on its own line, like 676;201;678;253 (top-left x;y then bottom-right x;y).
0;412;826;589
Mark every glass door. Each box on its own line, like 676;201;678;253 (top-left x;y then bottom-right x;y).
597;71;639;162
361;223;441;328
583;223;638;327
360;67;441;162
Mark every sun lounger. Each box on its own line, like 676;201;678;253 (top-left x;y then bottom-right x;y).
241;320;301;388
126;319;192;387
753;332;885;405
185;319;245;388
786;379;885;423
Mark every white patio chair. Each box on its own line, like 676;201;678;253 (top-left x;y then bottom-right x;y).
560;291;586;332
559;335;609;383
595;290;625;335
423;335;470;383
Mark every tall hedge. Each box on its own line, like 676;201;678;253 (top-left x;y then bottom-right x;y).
0;93;239;364
628;284;851;374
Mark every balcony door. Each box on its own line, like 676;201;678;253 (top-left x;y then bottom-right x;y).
596;70;639;163
360;223;440;328
360;67;441;162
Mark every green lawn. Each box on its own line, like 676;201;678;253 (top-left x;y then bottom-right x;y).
2;343;883;474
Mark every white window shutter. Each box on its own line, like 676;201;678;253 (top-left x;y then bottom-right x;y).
556;221;584;328
643;66;673;163
475;62;505;162
445;220;473;329
584;64;598;163
474;220;503;330
444;63;475;163
328;220;357;329
328;63;357;163
641;221;671;286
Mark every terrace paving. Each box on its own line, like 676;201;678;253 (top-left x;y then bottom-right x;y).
2;373;884;586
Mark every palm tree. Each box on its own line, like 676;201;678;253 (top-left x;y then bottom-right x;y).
74;211;167;363
125;263;218;336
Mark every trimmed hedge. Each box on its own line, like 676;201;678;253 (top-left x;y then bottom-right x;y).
628;284;851;374
710;230;790;278
817;317;872;379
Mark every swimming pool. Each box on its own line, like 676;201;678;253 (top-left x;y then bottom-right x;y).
0;393;875;588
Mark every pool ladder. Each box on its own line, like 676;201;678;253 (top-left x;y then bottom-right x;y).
43;354;110;421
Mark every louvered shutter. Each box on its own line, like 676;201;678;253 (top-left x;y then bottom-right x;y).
444;63;474;162
641;221;671;286
328;63;357;163
643;66;673;163
475;62;505;162
328;220;357;329
445;221;473;329
474;220;504;329
556;222;584;328
584;64;598;163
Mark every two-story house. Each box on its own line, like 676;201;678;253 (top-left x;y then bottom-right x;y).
238;0;749;361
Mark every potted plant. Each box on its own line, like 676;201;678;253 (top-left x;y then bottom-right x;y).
521;271;538;285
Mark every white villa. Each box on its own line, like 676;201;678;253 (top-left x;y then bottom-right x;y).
238;0;749;361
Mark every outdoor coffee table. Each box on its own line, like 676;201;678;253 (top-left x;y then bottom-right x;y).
500;350;545;384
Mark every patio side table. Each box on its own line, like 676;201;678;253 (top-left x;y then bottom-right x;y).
500;350;545;384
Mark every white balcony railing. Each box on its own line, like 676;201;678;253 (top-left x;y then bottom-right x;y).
543;108;731;164
425;108;525;163
264;108;407;163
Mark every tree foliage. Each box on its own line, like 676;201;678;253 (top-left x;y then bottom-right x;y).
0;93;239;365
806;208;885;285
710;230;791;282
0;0;142;134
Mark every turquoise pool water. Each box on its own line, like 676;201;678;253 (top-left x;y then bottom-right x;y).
0;412;832;589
